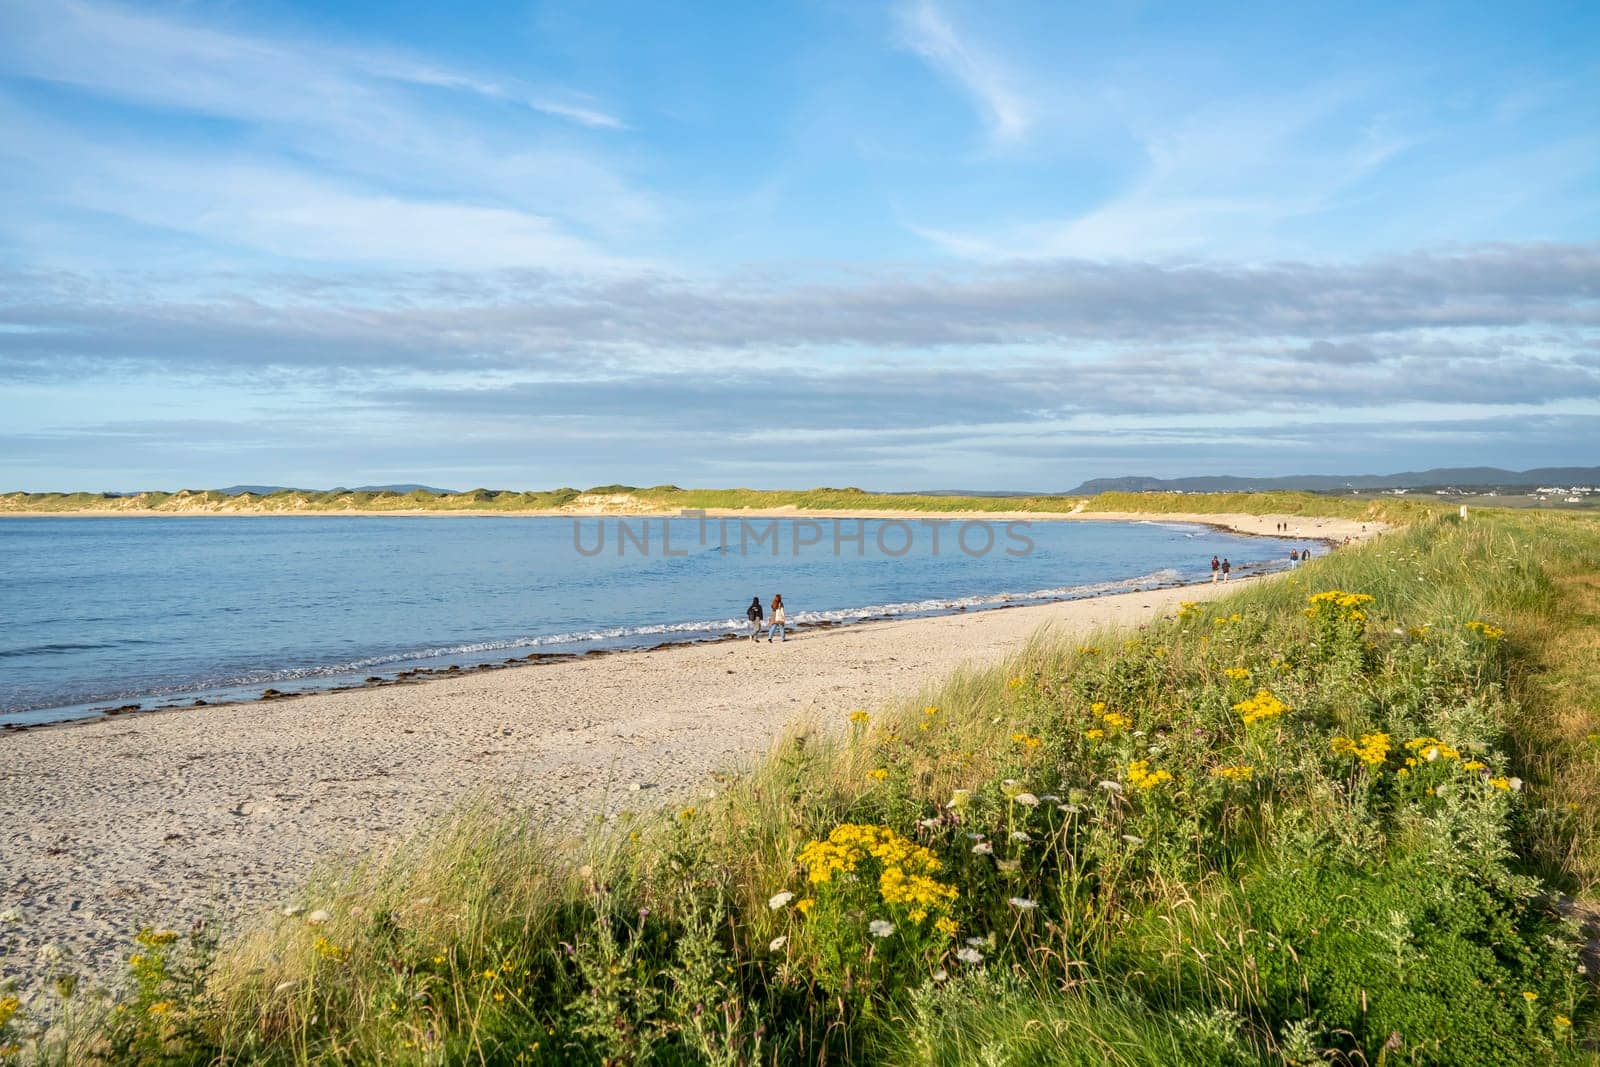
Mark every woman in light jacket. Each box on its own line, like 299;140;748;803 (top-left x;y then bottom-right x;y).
767;594;787;642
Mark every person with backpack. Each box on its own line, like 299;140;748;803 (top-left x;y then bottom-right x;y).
1221;558;1231;581
1210;555;1220;583
745;596;764;641
767;594;787;642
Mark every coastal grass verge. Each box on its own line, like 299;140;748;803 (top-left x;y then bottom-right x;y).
5;510;1599;1065
0;485;1431;524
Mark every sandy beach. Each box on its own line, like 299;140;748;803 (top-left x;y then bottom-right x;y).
0;507;1382;1005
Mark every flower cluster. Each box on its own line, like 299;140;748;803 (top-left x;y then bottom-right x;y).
1304;590;1376;620
1091;703;1132;731
1210;764;1254;781
795;824;960;939
1331;732;1391;768
1222;666;1251;681
1233;689;1289;726
1011;732;1042;750
1125;759;1173;791
313;936;348;963
1465;620;1506;640
1176;601;1201;620
1405;736;1460;762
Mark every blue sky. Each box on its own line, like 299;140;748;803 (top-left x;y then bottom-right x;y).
1;0;1596;491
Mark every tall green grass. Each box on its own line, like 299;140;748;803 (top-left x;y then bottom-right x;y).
6;511;1599;1066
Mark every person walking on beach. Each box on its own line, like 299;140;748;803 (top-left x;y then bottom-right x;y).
745;596;764;641
767;594;787;642
1221;558;1231;581
1211;555;1220;583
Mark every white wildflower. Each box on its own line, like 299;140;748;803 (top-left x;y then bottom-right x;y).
1008;897;1038;911
1012;792;1040;807
972;841;994;855
1009;831;1032;842
768;935;788;952
768;891;795;910
868;919;895;938
1098;780;1124;793
956;947;984;964
306;910;332;925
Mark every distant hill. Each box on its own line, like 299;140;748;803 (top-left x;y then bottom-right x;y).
1068;467;1600;495
216;484;458;496
217;485;298;496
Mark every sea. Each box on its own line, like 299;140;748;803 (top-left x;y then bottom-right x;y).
0;515;1321;727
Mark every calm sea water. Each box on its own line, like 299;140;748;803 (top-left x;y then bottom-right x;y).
0;516;1317;726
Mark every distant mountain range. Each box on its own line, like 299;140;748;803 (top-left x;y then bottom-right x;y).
215;484;458;496
1067;467;1600;495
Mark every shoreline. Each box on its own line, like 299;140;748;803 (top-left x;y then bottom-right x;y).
0;504;1382;538
0;572;1276;1004
3;513;1358;732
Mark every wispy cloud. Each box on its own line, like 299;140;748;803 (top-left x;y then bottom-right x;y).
0;0;653;271
0;0;626;132
912;85;1415;259
894;0;1031;144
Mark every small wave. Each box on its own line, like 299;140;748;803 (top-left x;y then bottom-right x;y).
233;568;1195;683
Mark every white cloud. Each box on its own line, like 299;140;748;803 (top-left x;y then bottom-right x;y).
894;0;1032;144
0;0;655;270
911;84;1414;260
0;0;625;132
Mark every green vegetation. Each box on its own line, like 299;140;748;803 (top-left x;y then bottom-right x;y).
0;485;1432;523
6;510;1599;1065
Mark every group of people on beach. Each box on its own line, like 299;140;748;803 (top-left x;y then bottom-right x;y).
745;594;788;642
1212;544;1316;581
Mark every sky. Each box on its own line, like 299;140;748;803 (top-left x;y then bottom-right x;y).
0;0;1596;492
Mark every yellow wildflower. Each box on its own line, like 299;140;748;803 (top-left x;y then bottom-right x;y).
1222;666;1251;681
849;710;870;725
1210;764;1254;781
1330;732;1390;768
1126;759;1173;791
870;767;889;781
1465;620;1506;640
1233;689;1289;726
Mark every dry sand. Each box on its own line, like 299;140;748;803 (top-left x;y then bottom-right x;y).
0;511;1378;1002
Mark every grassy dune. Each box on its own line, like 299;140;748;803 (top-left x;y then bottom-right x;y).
8;509;1598;1065
0;485;1433;524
